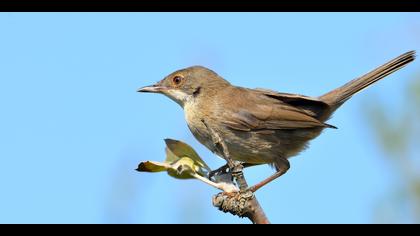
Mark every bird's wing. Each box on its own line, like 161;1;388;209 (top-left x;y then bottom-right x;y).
254;88;330;118
221;88;335;131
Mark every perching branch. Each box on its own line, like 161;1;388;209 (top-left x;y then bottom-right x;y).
212;162;269;224
212;190;269;224
136;138;270;224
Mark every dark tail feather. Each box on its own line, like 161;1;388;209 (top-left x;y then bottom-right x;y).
319;51;416;108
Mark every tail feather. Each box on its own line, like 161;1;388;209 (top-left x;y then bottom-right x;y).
319;51;416;108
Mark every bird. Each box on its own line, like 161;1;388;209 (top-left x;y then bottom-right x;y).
138;51;416;192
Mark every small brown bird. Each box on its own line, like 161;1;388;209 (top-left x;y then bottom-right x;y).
139;51;415;191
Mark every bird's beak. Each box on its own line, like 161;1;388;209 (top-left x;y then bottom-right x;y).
137;84;167;93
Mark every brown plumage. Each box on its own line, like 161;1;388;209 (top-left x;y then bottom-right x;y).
139;50;415;187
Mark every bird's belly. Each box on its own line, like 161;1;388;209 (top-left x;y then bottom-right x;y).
221;128;323;164
186;119;319;164
184;102;322;164
187;122;267;163
221;130;277;164
186;121;279;164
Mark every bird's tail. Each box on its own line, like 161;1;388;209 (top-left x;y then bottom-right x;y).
319;51;416;110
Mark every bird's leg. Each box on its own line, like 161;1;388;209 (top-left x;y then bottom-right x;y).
201;119;248;190
248;158;290;193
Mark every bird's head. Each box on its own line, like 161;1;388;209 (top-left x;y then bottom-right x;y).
138;66;230;107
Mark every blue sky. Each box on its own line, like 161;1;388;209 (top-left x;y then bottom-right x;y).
0;13;419;223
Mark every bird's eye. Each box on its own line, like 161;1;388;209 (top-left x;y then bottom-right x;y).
172;76;183;85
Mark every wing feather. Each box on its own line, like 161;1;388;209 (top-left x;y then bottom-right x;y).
220;88;336;131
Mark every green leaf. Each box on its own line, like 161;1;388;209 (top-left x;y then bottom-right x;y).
167;157;199;179
137;161;171;172
136;139;210;179
164;139;211;171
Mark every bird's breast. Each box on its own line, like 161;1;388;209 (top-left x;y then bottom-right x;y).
183;100;215;150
